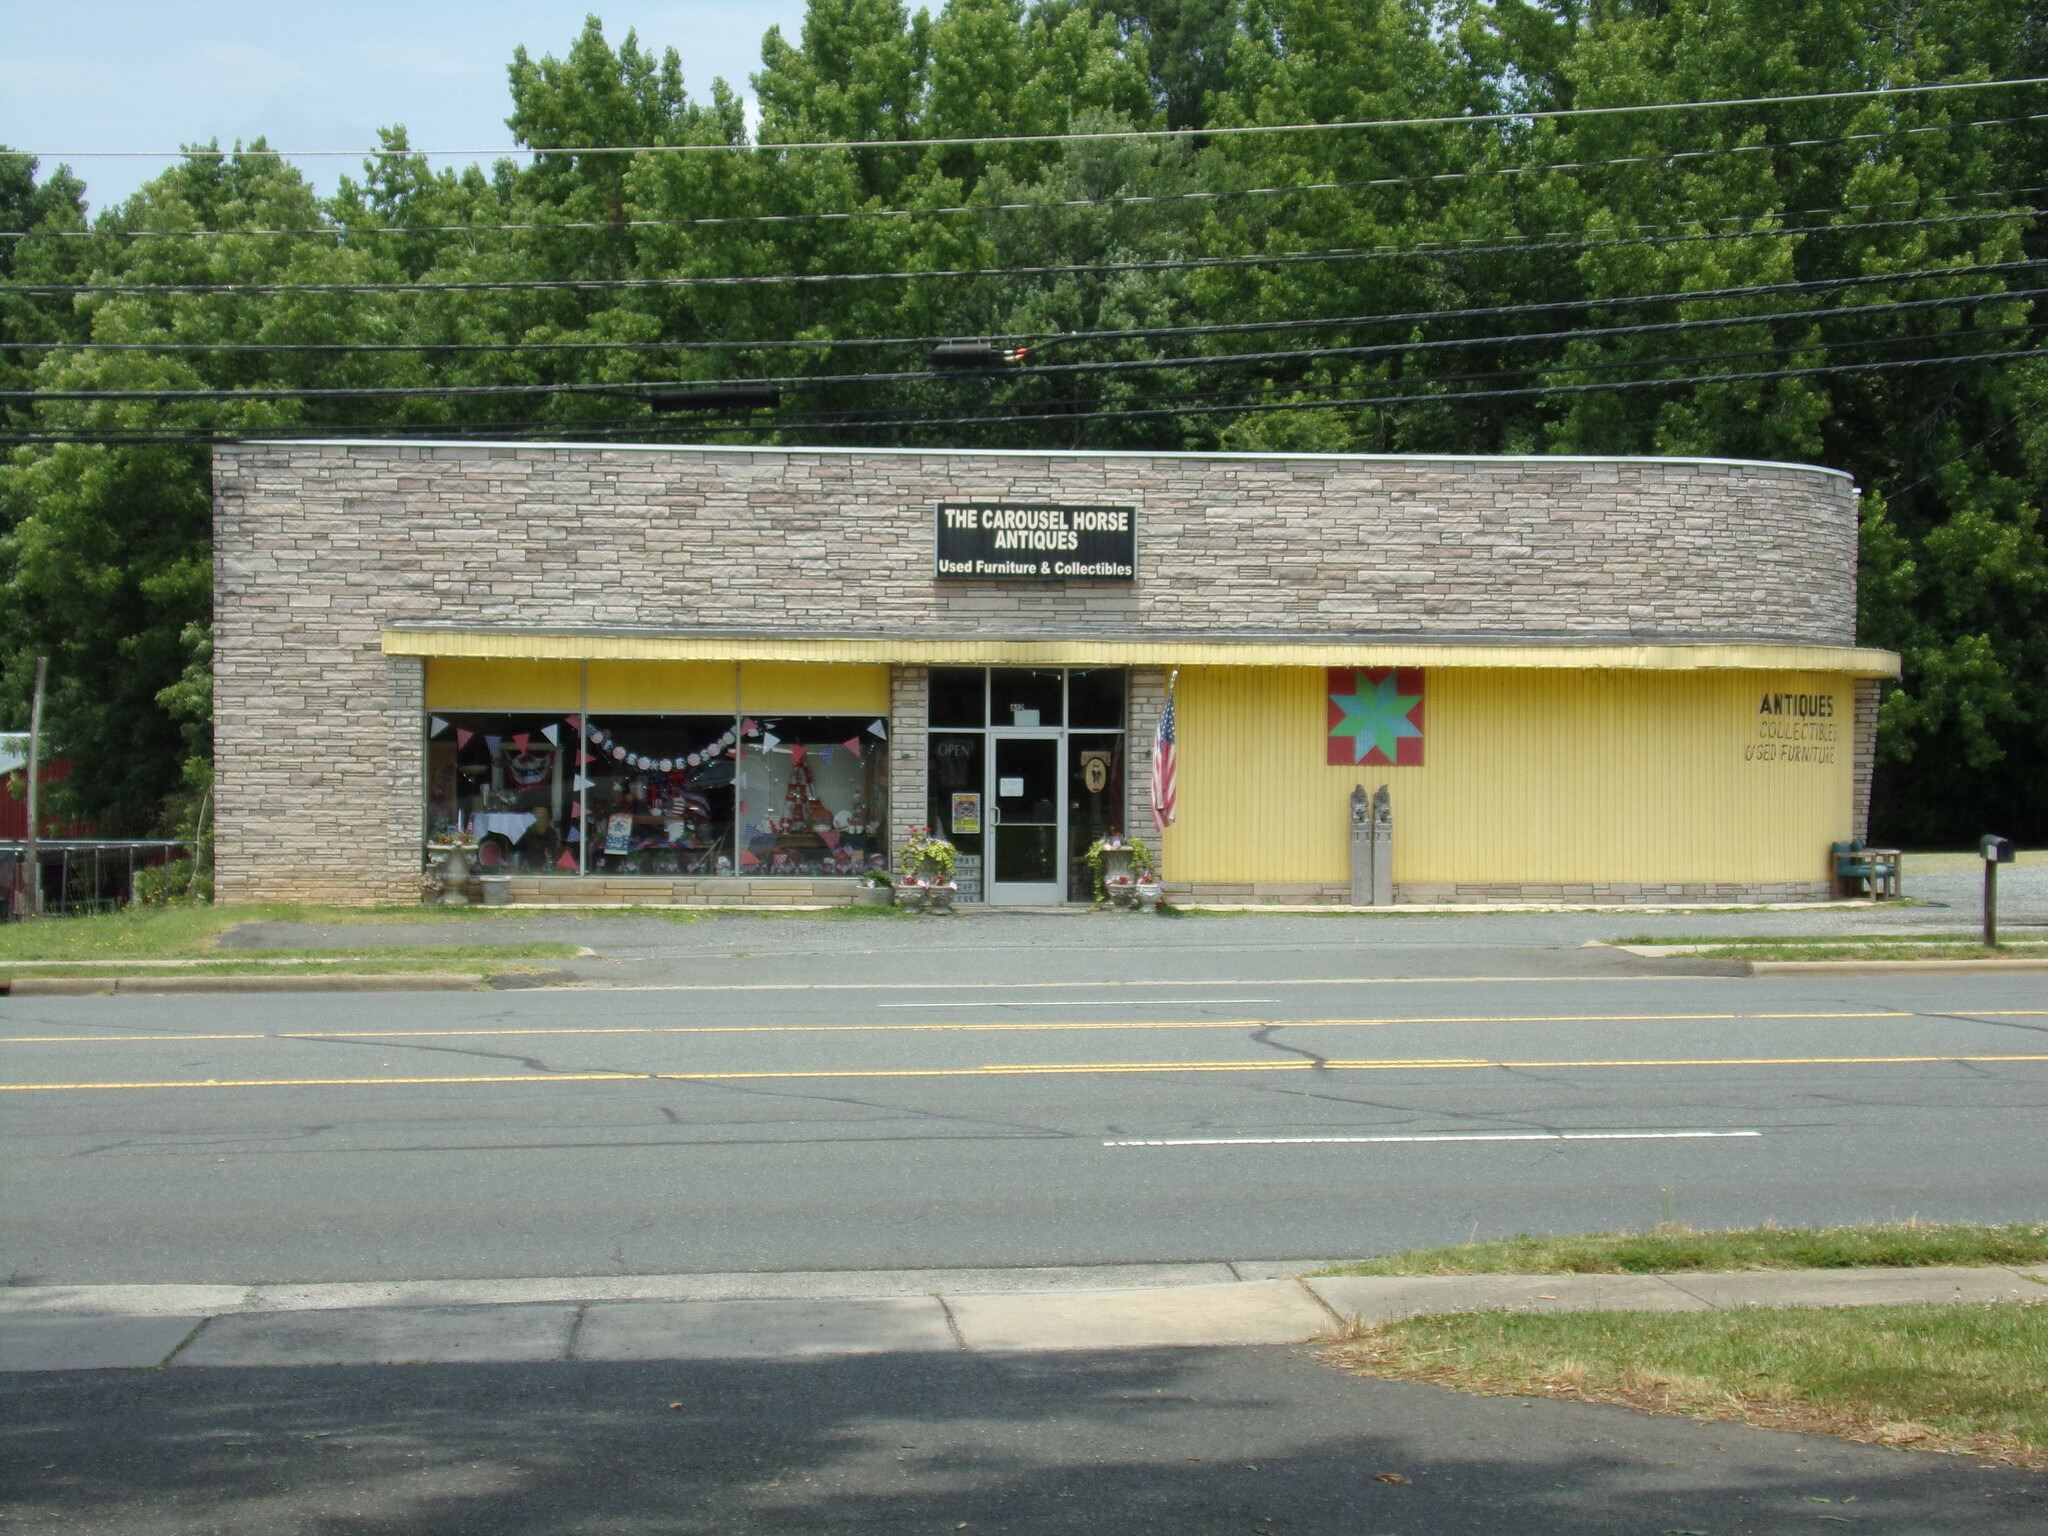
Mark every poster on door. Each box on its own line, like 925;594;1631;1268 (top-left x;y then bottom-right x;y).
950;792;982;834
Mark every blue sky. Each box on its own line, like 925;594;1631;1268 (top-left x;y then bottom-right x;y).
0;2;808;213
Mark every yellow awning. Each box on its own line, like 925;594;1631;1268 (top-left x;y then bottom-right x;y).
382;629;1900;677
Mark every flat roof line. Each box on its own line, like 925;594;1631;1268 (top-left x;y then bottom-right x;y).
219;437;1856;482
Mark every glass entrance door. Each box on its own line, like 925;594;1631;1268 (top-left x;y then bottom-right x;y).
989;735;1063;905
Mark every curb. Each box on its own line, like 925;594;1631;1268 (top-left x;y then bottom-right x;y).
1744;957;2048;974
3;973;487;996
5;1263;2042;1371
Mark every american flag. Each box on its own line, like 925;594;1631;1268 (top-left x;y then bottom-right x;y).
1151;671;1179;832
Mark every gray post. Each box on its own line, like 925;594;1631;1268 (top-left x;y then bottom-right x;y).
1348;785;1370;904
1985;858;1998;949
1370;784;1394;906
21;655;46;918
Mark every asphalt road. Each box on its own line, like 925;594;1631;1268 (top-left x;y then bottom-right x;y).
9;1348;2043;1536
4;918;2043;1285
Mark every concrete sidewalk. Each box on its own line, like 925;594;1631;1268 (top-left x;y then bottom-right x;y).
6;1261;2042;1372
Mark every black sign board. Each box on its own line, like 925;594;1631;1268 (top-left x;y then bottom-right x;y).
935;503;1136;580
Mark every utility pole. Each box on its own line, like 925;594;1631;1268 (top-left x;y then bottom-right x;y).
22;656;47;919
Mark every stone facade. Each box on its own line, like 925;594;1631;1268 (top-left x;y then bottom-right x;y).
1851;676;1883;845
212;441;1864;905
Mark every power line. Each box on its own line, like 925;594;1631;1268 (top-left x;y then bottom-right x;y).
0;342;2028;445
9;209;2037;297
776;347;2048;432
12;305;2038;403
8;261;2041;374
15;75;2048;158
9;118;2042;242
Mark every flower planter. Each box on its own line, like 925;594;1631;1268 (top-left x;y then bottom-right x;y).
427;843;475;906
1135;878;1163;913
854;884;894;907
478;874;512;907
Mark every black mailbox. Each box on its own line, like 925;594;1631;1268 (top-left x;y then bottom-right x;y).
1980;834;2016;864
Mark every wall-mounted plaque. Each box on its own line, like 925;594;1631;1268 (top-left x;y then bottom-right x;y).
935;503;1136;580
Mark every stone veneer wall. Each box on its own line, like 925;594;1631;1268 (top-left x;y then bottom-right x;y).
887;666;929;863
213;442;1862;904
1851;676;1882;845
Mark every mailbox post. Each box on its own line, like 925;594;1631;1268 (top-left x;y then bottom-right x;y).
1371;784;1394;907
1350;784;1394;906
1349;786;1370;905
1980;834;2015;948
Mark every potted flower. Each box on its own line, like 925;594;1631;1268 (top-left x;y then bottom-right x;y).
894;827;960;913
1085;833;1155;908
854;868;894;908
424;826;477;906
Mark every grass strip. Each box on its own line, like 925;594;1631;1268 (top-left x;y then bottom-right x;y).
1713;943;2036;962
1318;1221;2048;1276
0;958;555;979
1327;1300;2048;1466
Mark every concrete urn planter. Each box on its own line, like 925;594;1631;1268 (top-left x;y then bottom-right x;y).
427;843;475;906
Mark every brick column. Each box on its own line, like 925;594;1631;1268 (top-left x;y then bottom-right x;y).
1126;666;1168;866
385;655;427;903
888;666;928;861
1851;675;1882;844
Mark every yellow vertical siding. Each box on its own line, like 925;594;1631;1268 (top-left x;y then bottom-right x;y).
739;663;891;714
426;660;890;715
424;659;581;711
1164;667;1854;885
588;661;738;713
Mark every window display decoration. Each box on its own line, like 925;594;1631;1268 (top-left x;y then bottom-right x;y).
1327;667;1426;766
575;717;740;772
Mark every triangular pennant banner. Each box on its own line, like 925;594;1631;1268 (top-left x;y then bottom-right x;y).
761;732;780;750
573;774;592;791
555;849;577;870
541;724;560;746
568;800;581;817
843;737;862;758
513;733;530;751
485;735;503;758
455;728;474;748
789;743;806;765
429;715;449;738
869;719;887;739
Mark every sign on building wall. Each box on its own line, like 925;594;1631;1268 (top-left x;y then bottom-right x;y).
935;503;1137;580
1328;668;1426;766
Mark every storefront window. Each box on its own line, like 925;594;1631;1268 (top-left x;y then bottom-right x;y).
990;668;1063;727
576;716;740;875
929;668;986;728
735;716;890;876
426;713;579;872
1067;733;1125;900
429;711;887;877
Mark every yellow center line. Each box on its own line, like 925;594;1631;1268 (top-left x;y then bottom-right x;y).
5;1009;2043;1045
5;1052;2047;1091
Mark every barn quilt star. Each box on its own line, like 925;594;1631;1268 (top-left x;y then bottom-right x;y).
1327;668;1425;765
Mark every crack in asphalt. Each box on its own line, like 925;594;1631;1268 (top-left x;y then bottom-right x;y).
1248;1024;1329;1069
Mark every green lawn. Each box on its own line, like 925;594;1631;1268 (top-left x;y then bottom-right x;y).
1317;1221;2048;1276
1329;1301;2047;1465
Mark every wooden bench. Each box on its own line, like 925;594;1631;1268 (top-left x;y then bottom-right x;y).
1832;840;1901;899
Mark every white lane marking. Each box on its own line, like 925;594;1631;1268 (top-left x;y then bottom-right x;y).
1104;1130;1765;1147
881;998;1279;1009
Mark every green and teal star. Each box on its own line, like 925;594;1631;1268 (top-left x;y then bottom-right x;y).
1330;673;1423;763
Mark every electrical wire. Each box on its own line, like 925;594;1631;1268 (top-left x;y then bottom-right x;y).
8;117;2043;241
7;258;2042;355
12;304;2039;403
16;73;2048;158
9;338;2035;434
9;208;2038;296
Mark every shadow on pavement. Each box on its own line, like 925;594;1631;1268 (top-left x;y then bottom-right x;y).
5;1346;2041;1534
